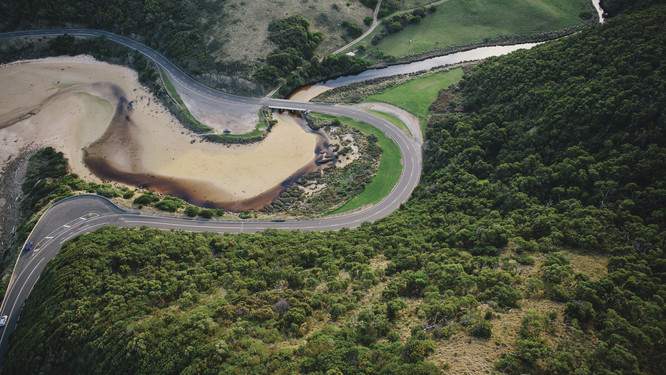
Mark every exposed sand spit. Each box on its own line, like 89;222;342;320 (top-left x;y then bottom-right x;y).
0;56;321;209
289;84;333;102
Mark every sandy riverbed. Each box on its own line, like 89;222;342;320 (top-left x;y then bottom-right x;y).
0;56;319;204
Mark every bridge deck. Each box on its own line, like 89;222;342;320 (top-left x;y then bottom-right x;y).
268;105;307;112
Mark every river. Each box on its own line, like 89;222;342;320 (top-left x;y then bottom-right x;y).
295;0;604;99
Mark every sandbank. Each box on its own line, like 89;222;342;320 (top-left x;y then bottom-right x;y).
0;56;319;202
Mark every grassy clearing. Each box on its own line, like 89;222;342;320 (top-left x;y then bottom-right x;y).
367;0;590;58
562;249;609;280
367;109;413;139
362;67;464;131
307;114;402;215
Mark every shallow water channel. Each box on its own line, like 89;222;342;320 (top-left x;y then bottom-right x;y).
84;95;334;211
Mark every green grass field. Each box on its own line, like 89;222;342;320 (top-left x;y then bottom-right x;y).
310;114;403;215
368;0;590;58
362;67;464;132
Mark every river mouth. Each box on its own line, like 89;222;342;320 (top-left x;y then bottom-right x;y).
81;85;334;211
3;33;580;212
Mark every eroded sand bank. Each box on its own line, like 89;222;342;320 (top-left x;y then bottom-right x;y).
0;56;319;208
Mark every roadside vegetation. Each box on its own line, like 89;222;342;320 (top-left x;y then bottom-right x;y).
326;114;402;215
369;5;437;47
159;68;214;134
0;147;73;302
261;113;399;216
5;6;666;374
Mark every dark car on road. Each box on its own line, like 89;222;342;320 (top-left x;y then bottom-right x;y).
24;242;33;251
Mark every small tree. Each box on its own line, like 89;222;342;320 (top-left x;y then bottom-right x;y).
184;206;201;217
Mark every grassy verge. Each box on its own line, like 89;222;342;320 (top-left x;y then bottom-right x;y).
161;69;275;143
366;0;592;58
366;109;413;139
160;68;214;133
362;67;464;132
307;114;402;215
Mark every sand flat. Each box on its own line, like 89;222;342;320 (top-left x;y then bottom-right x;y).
0;56;318;202
141;112;317;200
289;85;333;102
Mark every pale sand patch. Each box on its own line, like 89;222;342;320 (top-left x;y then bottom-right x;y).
0;56;319;201
289;85;333;102
144;112;317;200
0;56;123;174
180;94;259;134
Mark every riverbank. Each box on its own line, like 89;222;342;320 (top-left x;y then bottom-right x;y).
360;0;598;63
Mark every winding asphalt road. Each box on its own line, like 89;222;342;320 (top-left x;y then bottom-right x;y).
0;29;422;363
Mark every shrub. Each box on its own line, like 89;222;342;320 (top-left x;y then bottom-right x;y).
479;284;521;309
403;339;434;363
330;303;346;320
96;184;121;198
133;192;160;205
155;196;186;212
548;284;571;302
470;319;492;338
199;209;215;219
184;206;201;217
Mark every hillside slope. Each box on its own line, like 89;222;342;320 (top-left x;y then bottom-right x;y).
4;5;665;374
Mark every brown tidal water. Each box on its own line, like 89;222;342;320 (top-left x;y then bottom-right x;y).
83;86;334;211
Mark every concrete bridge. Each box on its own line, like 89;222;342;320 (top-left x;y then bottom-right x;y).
268;105;309;114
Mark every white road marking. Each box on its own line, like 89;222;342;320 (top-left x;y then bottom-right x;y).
123;220;243;230
0;258;45;345
59;223;107;245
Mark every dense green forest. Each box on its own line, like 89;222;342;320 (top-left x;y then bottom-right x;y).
0;0;212;72
4;5;666;374
600;0;665;16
